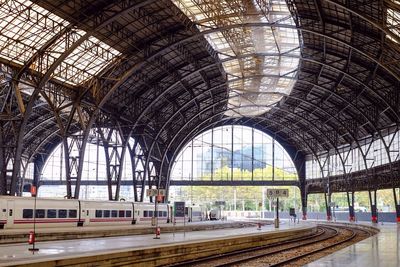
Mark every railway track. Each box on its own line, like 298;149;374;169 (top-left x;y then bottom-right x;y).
168;224;376;267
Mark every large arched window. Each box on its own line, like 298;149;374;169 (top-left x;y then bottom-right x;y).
171;125;298;181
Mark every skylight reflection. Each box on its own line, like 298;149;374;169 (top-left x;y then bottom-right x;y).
173;0;300;117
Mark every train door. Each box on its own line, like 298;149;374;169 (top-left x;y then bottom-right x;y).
169;205;173;223
132;203;136;224
78;201;84;226
6;200;14;226
0;200;5;228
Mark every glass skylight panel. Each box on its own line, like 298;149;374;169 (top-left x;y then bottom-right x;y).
0;0;67;64
173;0;299;117
387;1;400;42
0;0;121;86
55;36;121;85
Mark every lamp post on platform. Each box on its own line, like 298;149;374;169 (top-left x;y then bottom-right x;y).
29;185;39;252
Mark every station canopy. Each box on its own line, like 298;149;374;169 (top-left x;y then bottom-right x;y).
0;0;399;196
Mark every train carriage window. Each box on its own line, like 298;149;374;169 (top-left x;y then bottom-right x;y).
103;210;110;218
158;211;163;217
111;210;118;217
149;210;153;217
126;210;132;217
58;209;67;218
143;210;148;217
118;210;125;217
69;210;77;218
23;209;33;218
47;209;57;218
35;209;45;218
95;210;102;218
163;211;167;217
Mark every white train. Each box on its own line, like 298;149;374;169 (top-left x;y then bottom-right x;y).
0;196;212;229
185;205;206;222
0;196;170;229
209;209;221;220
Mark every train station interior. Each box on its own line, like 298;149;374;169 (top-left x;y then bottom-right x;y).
0;0;399;266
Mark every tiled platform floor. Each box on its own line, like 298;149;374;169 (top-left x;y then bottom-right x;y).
306;223;400;267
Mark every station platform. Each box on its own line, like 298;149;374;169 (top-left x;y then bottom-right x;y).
0;220;259;244
305;222;400;267
0;221;314;266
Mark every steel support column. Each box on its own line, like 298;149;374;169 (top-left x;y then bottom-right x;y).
63;134;86;199
128;138;146;202
394;187;400;223
347;191;356;222
324;191;332;221
0;80;21;195
369;190;378;223
32;157;45;188
98;127;129;201
0;122;6;195
300;182;308;220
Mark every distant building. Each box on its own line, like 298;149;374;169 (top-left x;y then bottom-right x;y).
196;144;278;174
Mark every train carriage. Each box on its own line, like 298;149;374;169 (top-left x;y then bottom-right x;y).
186;206;205;222
0;196;179;229
135;203;168;224
82;200;134;226
0;196;80;229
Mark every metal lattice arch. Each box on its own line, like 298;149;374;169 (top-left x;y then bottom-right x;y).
38;128;151;201
0;0;399;218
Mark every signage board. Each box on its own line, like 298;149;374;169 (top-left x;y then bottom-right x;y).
266;189;289;198
174;201;185;217
158;189;166;196
215;201;226;206
146;189;158;197
146;189;166;197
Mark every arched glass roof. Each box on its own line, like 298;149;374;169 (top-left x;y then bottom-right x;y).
0;0;120;85
1;0;399;197
172;0;300;117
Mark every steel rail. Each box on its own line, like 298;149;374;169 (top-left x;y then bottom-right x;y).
169;225;374;267
168;226;336;267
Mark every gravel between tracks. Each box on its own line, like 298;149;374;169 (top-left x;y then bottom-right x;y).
172;224;376;267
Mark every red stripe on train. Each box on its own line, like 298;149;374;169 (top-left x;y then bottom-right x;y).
14;219;80;224
89;218;132;222
139;217;167;221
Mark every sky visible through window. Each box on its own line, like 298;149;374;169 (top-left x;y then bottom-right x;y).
171;125;297;181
